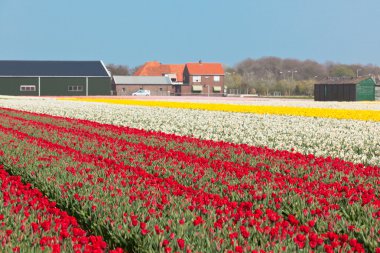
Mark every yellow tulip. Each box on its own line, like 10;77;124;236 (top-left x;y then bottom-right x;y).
61;98;380;122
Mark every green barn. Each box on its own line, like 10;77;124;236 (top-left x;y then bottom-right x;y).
314;77;376;101
0;60;112;96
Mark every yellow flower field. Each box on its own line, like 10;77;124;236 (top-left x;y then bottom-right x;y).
62;98;380;122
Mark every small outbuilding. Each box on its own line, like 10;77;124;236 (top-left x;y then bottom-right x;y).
113;76;172;96
314;77;376;101
0;60;112;96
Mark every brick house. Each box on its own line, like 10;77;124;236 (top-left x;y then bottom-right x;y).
182;61;224;96
134;61;224;96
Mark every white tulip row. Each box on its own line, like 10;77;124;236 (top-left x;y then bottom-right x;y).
1;97;379;166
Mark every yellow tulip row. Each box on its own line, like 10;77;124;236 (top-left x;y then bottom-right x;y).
63;98;380;122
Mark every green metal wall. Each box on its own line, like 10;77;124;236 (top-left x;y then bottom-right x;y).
0;77;111;96
356;78;375;101
41;77;86;96
0;77;39;96
88;77;111;95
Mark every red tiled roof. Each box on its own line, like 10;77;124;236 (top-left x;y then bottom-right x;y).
134;61;160;76
134;61;185;82
166;64;185;82
186;62;224;75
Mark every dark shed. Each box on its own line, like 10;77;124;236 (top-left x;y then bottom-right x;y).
0;60;112;96
314;77;376;101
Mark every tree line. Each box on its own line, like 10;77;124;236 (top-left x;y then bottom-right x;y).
107;57;380;96
225;57;380;96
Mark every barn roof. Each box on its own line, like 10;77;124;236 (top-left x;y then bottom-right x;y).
113;75;172;85
0;60;110;77
315;76;372;85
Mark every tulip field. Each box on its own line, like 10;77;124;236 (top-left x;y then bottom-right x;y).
0;97;379;252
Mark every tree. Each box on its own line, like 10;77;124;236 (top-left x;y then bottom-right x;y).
279;79;293;96
294;80;314;96
106;64;131;76
294;84;301;95
297;60;327;80
224;71;242;90
328;65;355;77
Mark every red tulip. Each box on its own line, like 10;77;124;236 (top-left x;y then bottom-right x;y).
177;238;185;250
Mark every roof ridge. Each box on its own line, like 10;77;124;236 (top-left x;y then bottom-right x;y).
0;61;109;77
0;60;102;62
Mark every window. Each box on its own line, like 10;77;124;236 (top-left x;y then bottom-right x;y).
192;76;201;82
192;85;202;92
213;86;222;92
20;85;36;91
214;76;220;82
68;85;84;92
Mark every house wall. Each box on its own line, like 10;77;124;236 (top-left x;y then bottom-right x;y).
180;85;192;96
182;68;224;96
116;84;172;96
375;86;380;101
187;75;224;96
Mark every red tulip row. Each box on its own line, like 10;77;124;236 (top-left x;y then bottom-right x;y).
0;107;378;213
1;107;377;181
0;107;379;252
0;165;124;253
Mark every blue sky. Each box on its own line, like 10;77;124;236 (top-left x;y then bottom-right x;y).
0;0;379;68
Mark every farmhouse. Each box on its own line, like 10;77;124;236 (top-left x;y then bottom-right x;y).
182;61;225;96
134;61;224;96
0;60;112;96
314;76;376;101
113;75;172;96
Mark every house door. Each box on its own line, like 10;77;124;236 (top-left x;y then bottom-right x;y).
175;85;181;96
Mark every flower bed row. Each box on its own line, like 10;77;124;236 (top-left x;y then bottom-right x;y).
0;107;378;252
141;98;380;111
63;98;380;122
1;98;380;165
0;165;122;252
